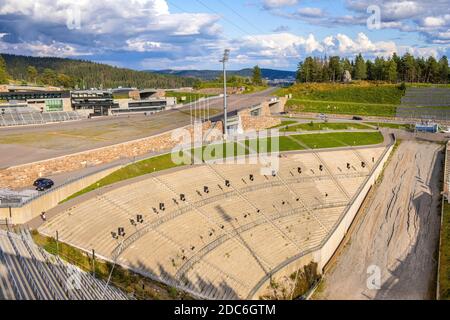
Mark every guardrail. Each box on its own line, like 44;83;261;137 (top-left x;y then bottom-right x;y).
0;160;126;209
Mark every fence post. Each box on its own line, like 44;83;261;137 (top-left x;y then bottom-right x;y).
56;230;59;257
92;249;96;278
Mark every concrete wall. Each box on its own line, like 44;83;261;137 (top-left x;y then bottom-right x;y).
0;121;217;189
0;164;122;224
437;141;449;300
238;101;281;132
251;139;395;299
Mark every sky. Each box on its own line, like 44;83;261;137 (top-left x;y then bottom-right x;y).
0;0;449;71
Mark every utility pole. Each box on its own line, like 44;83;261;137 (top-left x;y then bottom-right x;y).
220;49;230;139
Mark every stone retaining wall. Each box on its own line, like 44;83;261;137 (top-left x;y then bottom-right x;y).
239;101;281;132
0;121;217;189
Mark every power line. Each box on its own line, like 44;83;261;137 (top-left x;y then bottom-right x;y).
216;0;266;35
194;0;260;40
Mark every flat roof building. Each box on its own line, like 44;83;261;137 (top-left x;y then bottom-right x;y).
71;90;119;116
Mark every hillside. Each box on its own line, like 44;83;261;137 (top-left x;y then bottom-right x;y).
277;82;406;117
152;68;296;81
1;54;199;89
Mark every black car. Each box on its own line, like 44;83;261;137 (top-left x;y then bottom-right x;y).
34;178;54;191
352;116;363;121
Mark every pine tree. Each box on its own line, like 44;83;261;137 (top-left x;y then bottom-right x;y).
439;56;449;83
354;53;367;80
252;65;262;85
0;55;9;84
27;66;38;84
386;59;397;83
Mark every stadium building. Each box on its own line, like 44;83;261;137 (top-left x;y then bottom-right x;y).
71;90;119;116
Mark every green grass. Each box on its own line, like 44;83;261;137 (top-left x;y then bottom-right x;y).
241;85;268;94
277;82;405;104
112;93;130;99
165;91;213;104
31;231;191;300
290;132;383;149
196;81;267;94
62;132;384;201
439;202;450;300
280;122;371;132
365;122;413;130
277;82;405;117
407;83;450;88
270;120;298;128
285;99;397;117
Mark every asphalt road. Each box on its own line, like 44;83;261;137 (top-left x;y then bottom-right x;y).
0;88;277;168
315;141;443;300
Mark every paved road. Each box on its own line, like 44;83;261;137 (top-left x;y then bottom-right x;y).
0;88;277;168
316;140;443;300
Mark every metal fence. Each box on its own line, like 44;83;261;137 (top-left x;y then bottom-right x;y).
0;111;85;127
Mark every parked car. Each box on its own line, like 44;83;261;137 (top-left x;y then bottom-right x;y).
352;116;363;121
34;178;54;191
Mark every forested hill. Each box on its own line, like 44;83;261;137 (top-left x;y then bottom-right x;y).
152;68;297;81
1;54;199;89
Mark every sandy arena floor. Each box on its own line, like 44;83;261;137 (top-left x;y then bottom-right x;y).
316;140;443;300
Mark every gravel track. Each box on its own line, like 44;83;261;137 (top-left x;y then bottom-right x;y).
316;141;443;300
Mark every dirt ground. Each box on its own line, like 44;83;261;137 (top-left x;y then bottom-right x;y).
316;140;443;300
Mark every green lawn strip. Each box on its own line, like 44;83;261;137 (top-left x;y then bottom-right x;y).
165;92;213;104
365;122;413;130
31;231;190;300
280;122;371;132
269;120;298;129
316;131;384;148
62;153;180;203
62;132;383;202
286;99;397;117
242;85;268;94
277;84;404;104
439;202;450;300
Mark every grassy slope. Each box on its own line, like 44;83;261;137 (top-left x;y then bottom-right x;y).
165;91;213;104
31;231;190;300
280;122;371;132
277;82;405;117
63;132;383;201
365;122;413;130
196;81;268;94
440;202;450;300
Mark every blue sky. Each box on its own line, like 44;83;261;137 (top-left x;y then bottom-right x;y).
0;0;449;71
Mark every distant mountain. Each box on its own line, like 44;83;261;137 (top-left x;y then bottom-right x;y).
1;53;199;89
150;68;297;81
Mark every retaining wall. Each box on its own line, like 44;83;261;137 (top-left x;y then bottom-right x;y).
0;164;122;224
0;121;217;189
250;137;396;299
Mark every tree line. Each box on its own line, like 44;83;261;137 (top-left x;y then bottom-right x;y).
0;53;200;89
296;53;449;84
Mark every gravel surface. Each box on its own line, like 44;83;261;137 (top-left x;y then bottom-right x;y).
316;140;443;300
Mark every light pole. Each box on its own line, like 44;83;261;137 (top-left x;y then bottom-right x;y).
220;49;230;139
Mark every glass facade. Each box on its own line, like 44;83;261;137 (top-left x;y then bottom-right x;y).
45;99;63;112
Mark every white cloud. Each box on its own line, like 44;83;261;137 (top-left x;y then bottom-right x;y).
297;7;324;18
0;35;91;57
422;16;447;28
235;32;401;68
0;0;221;55
263;0;298;9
